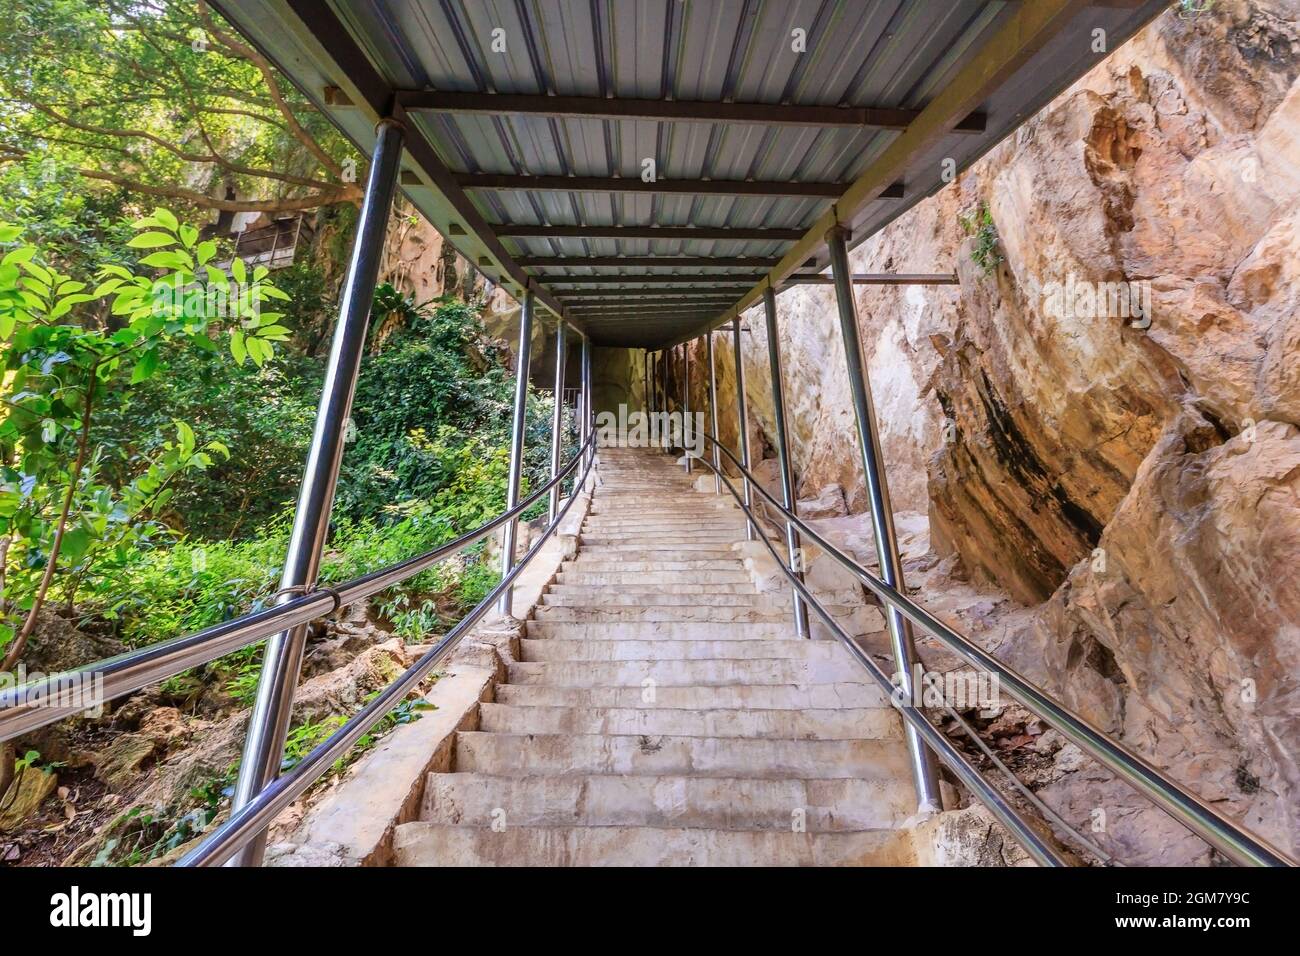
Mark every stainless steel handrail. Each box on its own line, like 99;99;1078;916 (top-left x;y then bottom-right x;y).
701;433;1296;868
179;438;600;866
0;433;597;744
697;456;1067;866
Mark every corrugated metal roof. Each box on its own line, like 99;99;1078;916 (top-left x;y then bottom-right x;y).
211;0;1171;348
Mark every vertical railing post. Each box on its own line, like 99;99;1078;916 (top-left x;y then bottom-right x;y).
644;348;655;413
731;317;755;540
227;118;405;866
683;341;692;473
547;321;567;523
762;285;810;638
826;224;942;812
498;289;535;617
580;335;593;468
706;331;721;494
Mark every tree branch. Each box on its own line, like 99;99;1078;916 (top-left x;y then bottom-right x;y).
1;364;98;672
196;1;347;181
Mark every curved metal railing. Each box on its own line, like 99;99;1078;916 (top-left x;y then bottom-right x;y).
699;434;1295;868
0;433;596;745
695;451;1068;866
177;436;599;866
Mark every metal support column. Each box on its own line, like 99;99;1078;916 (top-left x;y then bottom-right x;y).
227;118;405;866
705;332;721;494
731;318;755;540
683;342;692;473
547;322;567;523
498;290;535;617
762;286;810;638
645;349;653;414
826;225;942;812
580;335;593;468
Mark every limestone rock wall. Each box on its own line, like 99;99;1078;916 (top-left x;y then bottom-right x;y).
686;1;1300;857
377;198;482;304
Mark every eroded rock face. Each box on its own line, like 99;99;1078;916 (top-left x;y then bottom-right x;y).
377;198;481;304
1016;412;1300;855
683;1;1300;859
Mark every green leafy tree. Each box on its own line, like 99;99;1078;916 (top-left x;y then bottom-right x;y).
0;0;358;215
0;207;288;673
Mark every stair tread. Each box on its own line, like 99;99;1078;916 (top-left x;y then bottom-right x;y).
392;823;916;866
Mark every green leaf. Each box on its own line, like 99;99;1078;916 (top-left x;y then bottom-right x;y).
130;349;160;384
19;259;52;284
247;335;271;367
138;250;193;270
229;329;247;365
179;224;199;248
230;257;247;284
127;232;177;249
49;293;96;320
195;240;217;266
151;208;180;232
1;246;35;267
61;526;92;562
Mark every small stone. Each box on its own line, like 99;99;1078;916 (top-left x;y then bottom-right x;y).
0;767;58;831
92;734;157;790
1054;743;1089;774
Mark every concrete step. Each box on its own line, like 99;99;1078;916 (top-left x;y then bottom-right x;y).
590;502;733;509
540;590;765;607
588;503;735;514
582;516;742;528
532;605;789;623
580;525;741;538
478;703;899;740
421;772;911;830
572;549;740;562
505;656;872;687
546;580;754;595
454;731;907;779
554;572;751;587
565;559;746;572
580;536;741;549
493;682;893;710
518;638;854;663
392;823;915;866
523;620;794;640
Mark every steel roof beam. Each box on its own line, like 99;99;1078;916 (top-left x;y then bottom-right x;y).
558;295;738;304
457;174;905;200
544;275;763;286
495;225;806;241
783;273;958;286
520;256;780;268
569;306;722;314
239;0;580;332
669;0;1090;348
395;91;986;134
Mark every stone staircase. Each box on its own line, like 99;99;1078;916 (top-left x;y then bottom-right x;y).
391;447;923;865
